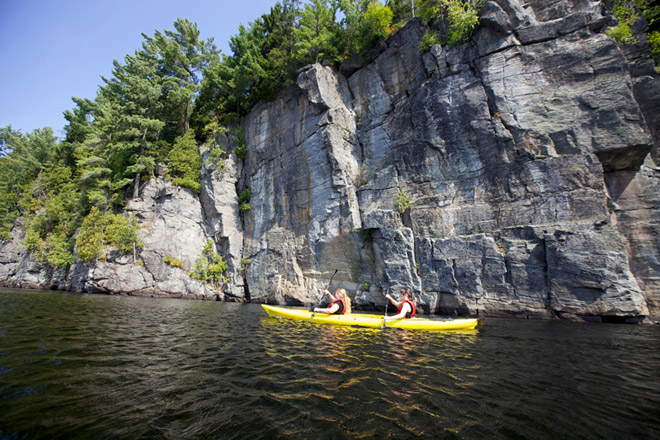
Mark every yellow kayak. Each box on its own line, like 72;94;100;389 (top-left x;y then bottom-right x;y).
261;305;481;331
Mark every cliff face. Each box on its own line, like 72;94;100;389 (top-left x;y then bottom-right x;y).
2;0;659;322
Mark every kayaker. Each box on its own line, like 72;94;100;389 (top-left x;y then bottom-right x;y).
313;288;352;315
384;288;416;322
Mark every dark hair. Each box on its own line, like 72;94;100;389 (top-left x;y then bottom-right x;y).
400;288;414;302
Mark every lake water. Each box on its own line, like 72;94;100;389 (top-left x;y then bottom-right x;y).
1;288;659;439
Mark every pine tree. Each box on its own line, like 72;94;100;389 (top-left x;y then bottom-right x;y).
293;0;339;65
146;18;219;136
99;43;165;200
168;130;202;193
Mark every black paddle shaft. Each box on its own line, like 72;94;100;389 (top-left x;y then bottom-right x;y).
309;269;338;321
382;292;389;329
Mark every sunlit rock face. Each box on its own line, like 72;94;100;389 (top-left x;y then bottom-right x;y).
69;177;225;300
1;0;658;322
238;0;658;321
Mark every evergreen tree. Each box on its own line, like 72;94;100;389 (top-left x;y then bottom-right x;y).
146;18;219;136
76;207;142;262
294;0;339;65
252;3;298;100
387;0;415;23
99;43;165;200
168;130;202;193
336;0;371;57
0;127;60;239
196;9;288;125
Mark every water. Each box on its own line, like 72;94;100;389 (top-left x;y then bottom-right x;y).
0;288;658;439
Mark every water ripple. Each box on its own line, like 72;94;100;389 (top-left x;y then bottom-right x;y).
1;289;659;439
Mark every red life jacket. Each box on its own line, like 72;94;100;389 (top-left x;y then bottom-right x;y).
398;300;416;318
325;298;346;315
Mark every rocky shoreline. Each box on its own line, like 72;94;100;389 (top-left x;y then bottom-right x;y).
2;0;659;323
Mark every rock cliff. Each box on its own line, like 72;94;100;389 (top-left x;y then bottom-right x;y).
2;0;659;322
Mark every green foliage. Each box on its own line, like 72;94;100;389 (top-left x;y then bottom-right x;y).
294;0;340;65
239;189;252;211
146;18;219;137
443;0;482;46
76;208;105;262
637;0;660;27
24;183;80;268
195;3;296;125
606;1;640;44
387;0;415;25
395;189;413;212
241;258;252;268
25;228;74;268
418;0;483;46
57;18;219;205
100;43;166;199
190;239;228;286
365;1;394;39
169;130;202;193
77;207;142;262
107;214;142;255
336;0;394;59
202;119;228;172
43;232;75;268
209;145;227;172
419;29;442;53
233;125;248;160
0;127;83;267
417;0;443;23
603;1;660;68
164;256;183;268
649;31;660;68
0;127;61;239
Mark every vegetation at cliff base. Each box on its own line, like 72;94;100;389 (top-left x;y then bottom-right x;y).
190;239;228;286
76;207;142;263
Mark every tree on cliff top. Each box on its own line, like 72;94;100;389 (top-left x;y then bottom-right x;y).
100;44;165;200
0;127;62;240
294;0;340;64
144;18;219;135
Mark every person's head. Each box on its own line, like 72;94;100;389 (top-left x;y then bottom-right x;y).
400;288;414;302
335;288;347;299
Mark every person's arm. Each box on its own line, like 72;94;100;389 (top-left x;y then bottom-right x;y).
385;293;400;308
314;302;340;314
323;289;336;301
384;302;410;322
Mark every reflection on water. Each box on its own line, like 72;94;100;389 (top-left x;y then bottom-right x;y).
1;288;659;439
255;316;482;438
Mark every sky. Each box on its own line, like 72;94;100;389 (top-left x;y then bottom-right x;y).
0;0;280;138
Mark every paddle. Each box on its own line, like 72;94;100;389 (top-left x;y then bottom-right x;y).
381;295;388;329
309;269;338;322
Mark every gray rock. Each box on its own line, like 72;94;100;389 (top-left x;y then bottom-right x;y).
2;0;659;322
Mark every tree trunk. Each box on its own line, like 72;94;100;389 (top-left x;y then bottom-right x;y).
133;127;148;200
133;171;141;200
184;100;190;133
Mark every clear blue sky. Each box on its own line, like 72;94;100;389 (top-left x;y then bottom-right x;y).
0;0;279;137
